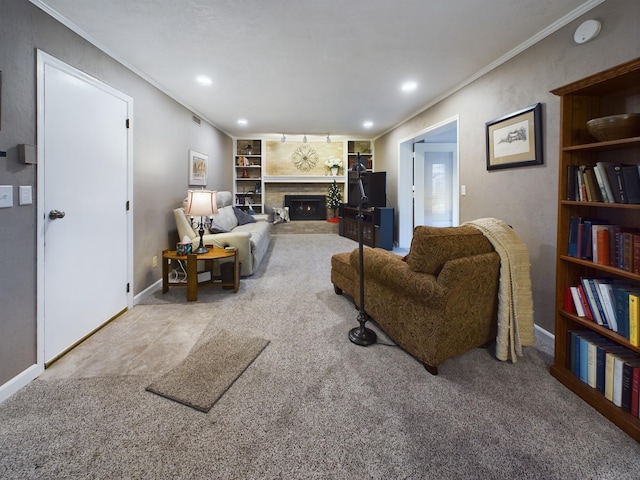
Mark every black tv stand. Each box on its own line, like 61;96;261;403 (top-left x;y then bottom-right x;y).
338;205;394;251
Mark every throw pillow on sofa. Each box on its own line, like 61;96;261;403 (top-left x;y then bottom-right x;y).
208;220;229;234
209;205;238;232
233;207;257;225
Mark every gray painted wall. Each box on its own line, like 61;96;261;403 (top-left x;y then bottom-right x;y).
374;0;640;333
1;0;638;390
0;0;232;385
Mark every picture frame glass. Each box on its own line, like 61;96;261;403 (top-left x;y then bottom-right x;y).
189;150;208;186
486;103;543;170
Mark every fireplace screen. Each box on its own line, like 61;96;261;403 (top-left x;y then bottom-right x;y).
284;195;326;221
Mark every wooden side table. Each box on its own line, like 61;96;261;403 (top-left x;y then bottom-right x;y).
162;247;239;301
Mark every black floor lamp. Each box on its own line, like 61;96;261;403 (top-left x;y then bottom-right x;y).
349;154;377;346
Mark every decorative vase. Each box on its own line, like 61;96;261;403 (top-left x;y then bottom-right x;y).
331;167;338;176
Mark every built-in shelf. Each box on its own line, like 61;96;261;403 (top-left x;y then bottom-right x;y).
233;139;263;213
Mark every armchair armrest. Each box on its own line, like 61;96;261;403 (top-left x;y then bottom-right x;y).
436;251;500;340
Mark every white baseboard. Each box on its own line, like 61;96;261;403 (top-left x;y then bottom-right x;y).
133;278;162;305
0;364;43;404
534;324;554;356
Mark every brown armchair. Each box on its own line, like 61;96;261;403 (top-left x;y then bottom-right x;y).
331;225;500;374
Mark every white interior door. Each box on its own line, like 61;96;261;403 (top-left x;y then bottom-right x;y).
397;117;458;248
38;52;133;363
413;143;457;228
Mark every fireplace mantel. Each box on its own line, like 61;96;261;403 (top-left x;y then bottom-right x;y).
264;175;345;183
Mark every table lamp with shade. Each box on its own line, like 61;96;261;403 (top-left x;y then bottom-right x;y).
184;190;218;254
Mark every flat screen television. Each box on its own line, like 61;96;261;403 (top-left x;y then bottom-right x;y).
347;171;386;208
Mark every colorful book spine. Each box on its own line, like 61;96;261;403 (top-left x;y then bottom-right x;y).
564;287;576;314
577;284;594;321
567;216;581;257
581;278;606;327
630;292;640;347
632;364;640;417
613;287;631;339
570;286;586;317
596;281;616;330
572;331;640;417
634;233;640;274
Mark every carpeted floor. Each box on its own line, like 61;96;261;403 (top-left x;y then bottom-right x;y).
1;233;639;479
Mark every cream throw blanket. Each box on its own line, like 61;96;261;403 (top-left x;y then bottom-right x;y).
464;218;535;362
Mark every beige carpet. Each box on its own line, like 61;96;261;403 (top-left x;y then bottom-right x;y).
146;331;269;412
2;235;640;479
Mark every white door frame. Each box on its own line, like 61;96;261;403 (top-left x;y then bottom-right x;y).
414;142;457;227
397;115;459;248
36;50;134;367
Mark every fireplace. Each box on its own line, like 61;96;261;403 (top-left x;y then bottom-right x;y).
284;195;326;221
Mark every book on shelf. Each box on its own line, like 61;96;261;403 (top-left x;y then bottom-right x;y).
569;286;585;317
634;233;640;275
633;362;640;417
580;219;608;261
631;292;640;347
581;166;602;202
595;162;615;203
567;216;581;257
568;278;640;336
570;331;638;404
621;232;636;271
622;165;640;204
571;162;640;204
622;360;640;412
595;280;617;331
613;285;633;340
580;277;608;328
613;352;640;408
605;163;626;204
592;225;611;265
569;220;637;270
606;349;637;406
577;283;594;321
564;287;576;314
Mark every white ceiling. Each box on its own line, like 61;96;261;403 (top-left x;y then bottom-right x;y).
31;0;601;138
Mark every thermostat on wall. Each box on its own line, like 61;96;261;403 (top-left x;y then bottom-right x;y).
574;19;601;44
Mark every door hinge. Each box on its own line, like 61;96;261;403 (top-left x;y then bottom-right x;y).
125;118;130;129
126;283;130;293
126;200;130;211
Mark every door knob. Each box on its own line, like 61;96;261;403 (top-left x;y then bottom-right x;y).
49;209;66;219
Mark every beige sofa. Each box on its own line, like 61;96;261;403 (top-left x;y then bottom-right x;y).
173;191;270;276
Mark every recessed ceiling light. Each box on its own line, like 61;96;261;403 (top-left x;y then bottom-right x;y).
401;81;417;92
237;119;248;126
195;75;212;86
363;121;373;128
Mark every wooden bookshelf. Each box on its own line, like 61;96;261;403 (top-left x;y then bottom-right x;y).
550;57;640;442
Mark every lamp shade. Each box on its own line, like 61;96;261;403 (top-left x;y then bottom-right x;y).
185;190;218;216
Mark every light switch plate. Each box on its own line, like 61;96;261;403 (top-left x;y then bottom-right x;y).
19;186;33;205
0;185;14;208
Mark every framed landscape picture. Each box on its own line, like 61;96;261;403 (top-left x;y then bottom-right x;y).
486;103;543;170
188;150;208;186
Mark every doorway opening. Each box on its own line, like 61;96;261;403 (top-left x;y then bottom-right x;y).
397;116;459;249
